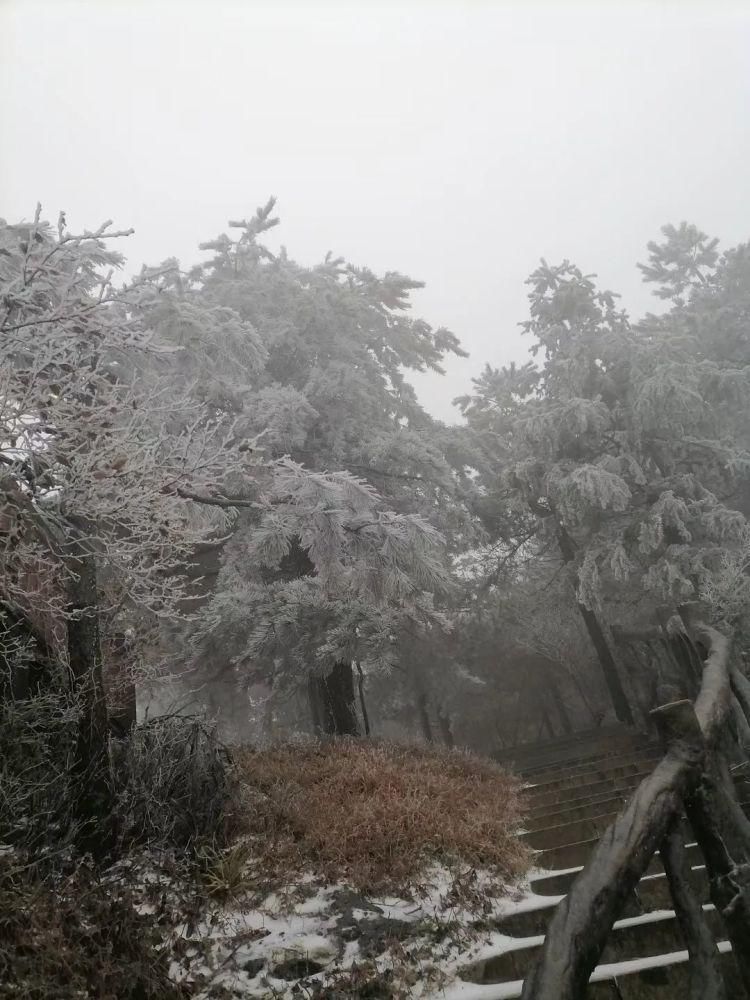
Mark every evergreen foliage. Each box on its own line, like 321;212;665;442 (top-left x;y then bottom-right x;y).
459;255;750;619
160;201;479;731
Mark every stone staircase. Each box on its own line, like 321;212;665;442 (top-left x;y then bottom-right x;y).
463;726;750;997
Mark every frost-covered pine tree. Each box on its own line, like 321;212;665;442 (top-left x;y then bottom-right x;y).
0;208;262;829
175;200;479;735
196;459;452;734
459;244;750;722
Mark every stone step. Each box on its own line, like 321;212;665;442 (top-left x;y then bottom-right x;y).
534;835;609;871
519;745;661;783
633;865;709;912
455;942;738;999
529;855;706;898
527;771;750;818
523;758;662;798
513;741;660;781
526;774;647;812
500;867;709;937
533;836;705;872
528;796;749;857
462;905;725;984
586;944;740;999
526;793;632;831
496;725;644;770
522;810;626;851
528;782;638;818
488;736;750;999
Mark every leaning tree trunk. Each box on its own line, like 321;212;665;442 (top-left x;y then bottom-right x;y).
66;545;113;851
544;664;573;734
309;661;360;736
556;523;634;725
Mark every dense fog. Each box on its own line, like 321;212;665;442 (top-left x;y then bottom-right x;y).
3;5;750;998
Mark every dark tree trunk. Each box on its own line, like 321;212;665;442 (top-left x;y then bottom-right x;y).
545;667;573;734
562;663;600;723
437;705;454;748
510;687;527;745
416;690;434;743
557;524;634;726
66;548;113;852
310;661;360;736
107;632;137;734
308;673;324;733
356;662;371;736
575;604;634;725
540;705;555;740
0;601;56;701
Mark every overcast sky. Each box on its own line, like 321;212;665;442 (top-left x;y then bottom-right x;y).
2;0;749;421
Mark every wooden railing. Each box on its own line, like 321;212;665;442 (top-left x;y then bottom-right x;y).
521;604;750;1000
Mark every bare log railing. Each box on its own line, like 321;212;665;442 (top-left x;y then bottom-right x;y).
521;605;750;1000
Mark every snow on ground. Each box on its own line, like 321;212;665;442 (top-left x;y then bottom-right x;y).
114;839;701;999
103;850;546;999
17;839;721;998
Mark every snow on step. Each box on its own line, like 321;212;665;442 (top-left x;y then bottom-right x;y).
440;729;721;1000
470;903;716;959
435;941;733;1000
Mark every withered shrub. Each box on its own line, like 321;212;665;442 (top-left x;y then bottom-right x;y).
111;715;234;849
232;739;530;893
0;852;187;1000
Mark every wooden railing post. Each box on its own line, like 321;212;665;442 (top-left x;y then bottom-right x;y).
684;777;750;994
659;822;727;1000
520;619;744;1000
519;699;704;1000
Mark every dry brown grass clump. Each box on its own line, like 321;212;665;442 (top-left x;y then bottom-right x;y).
232;739;530;893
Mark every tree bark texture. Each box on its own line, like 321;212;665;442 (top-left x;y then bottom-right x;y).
731;666;750;724
356;662;371;737
545;666;573;734
660;823;726;1000
309;661;360;736
0;601;55;700
308;673;324;733
437;704;455;748
556;523;634;725
539;705;555;741
416;690;434;743
66;548;113;851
